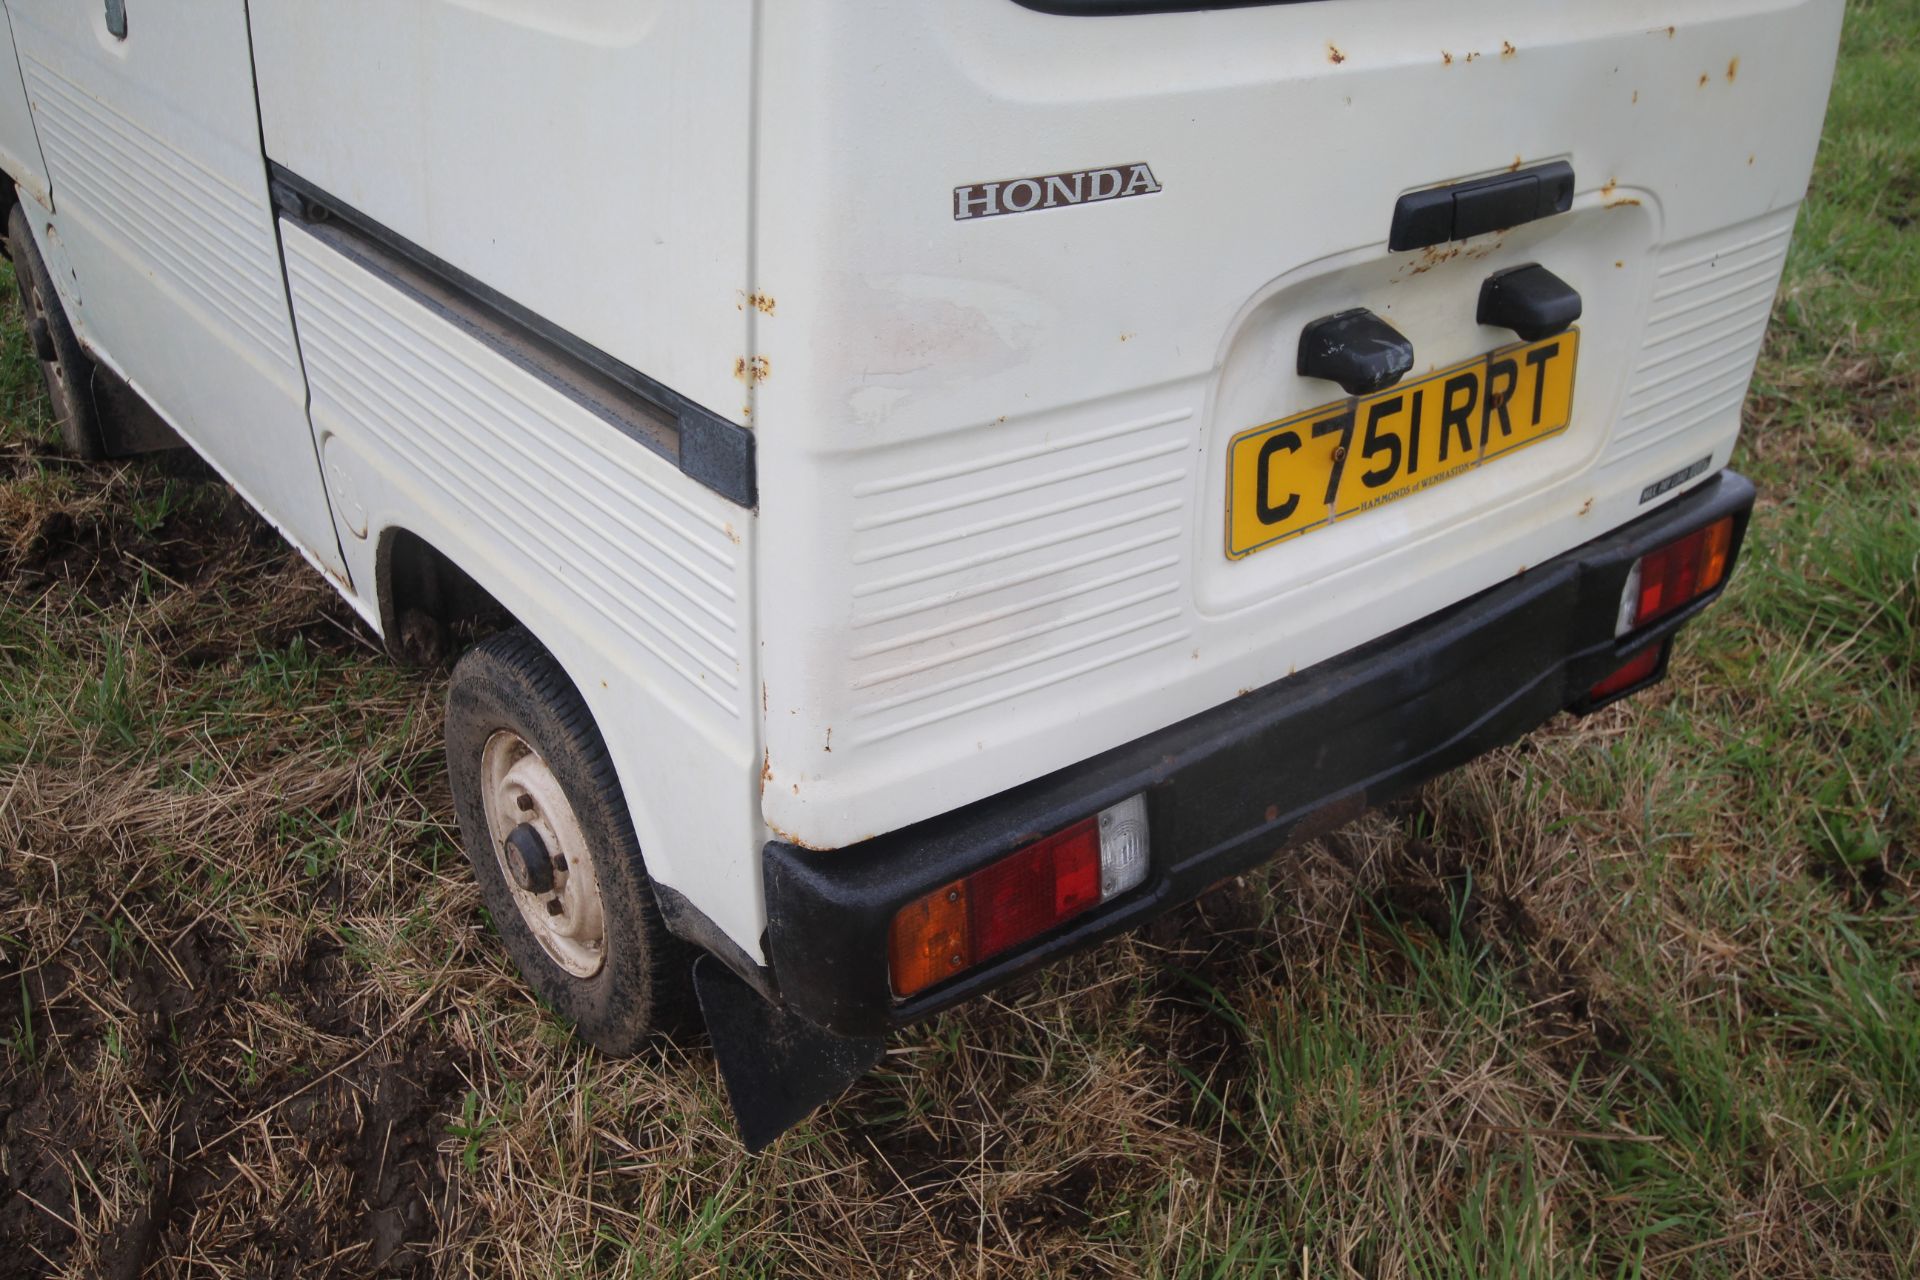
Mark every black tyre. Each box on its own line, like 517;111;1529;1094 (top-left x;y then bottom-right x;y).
446;627;692;1050
7;202;105;460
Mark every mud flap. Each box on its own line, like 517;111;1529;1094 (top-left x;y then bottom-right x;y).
692;955;885;1152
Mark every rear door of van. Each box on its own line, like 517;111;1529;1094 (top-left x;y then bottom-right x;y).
751;0;1845;850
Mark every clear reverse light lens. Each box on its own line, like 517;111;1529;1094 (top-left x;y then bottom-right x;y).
1096;794;1150;899
1615;559;1643;636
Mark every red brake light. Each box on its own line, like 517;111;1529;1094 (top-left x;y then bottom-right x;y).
968;818;1100;961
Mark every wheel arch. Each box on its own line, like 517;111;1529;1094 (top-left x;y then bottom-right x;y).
373;524;514;666
372;520;770;987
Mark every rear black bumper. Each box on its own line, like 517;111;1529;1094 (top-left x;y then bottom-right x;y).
763;472;1755;1038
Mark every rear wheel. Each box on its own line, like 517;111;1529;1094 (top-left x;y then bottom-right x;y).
446;628;693;1050
7;203;105;460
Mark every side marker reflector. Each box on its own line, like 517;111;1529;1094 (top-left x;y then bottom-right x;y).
1589;644;1664;702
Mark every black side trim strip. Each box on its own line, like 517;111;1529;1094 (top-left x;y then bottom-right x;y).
267;162;756;507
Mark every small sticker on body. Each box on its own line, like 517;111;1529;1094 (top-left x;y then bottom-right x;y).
1640;455;1713;504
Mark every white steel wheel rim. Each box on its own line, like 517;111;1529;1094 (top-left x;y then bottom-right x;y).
480;730;607;979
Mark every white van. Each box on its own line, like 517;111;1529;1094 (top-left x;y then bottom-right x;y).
0;0;1843;1146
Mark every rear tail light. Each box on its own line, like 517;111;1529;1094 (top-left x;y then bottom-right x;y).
1616;516;1734;635
888;794;1151;998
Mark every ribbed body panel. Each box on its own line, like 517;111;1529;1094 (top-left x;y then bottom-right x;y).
284;230;746;719
844;407;1195;746
24;54;296;375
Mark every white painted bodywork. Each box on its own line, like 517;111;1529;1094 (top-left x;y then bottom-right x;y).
752;0;1843;849
0;0;1843;961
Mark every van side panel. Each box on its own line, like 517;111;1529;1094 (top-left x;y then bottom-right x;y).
280;222;767;961
248;0;757;436
0;9;48;205
5;0;349;580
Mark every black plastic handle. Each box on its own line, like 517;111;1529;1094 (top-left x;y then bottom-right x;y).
1298;309;1415;397
1477;264;1582;342
1391;162;1576;253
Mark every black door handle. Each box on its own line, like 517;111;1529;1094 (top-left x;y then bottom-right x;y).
1477;264;1582;342
1297;309;1414;397
105;0;127;39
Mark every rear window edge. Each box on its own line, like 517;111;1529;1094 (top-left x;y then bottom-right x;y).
1012;0;1316;15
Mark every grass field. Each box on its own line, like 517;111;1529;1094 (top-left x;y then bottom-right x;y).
3;8;1916;1277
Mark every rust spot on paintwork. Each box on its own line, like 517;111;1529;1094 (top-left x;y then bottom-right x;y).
1404;242;1465;277
1264;804;1280;823
1726;57;1739;83
1119;332;1134;342
1632;90;1640;104
1607;197;1643;208
1601;177;1619;200
766;821;831;852
1463;51;1481;64
761;750;773;784
1508;155;1524;172
1327;42;1346;64
1699;73;1710;87
1747;154;1756;166
1579;497;1595;517
734;355;770;383
824;727;832;753
723;521;740;545
1442;50;1454;65
761;682;768;714
1665;25;1676;38
1501;41;1518;59
1615;260;1625;269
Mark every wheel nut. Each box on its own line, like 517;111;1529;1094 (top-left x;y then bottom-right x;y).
503;823;556;894
516;793;536;812
545;898;564;917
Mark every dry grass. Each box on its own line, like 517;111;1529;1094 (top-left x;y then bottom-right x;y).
4;6;1919;1275
1;360;1912;1276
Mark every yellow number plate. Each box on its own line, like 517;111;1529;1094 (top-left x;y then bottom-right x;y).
1225;329;1579;560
